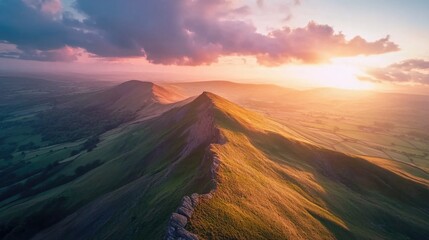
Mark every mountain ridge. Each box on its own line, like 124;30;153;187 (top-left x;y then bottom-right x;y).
165;92;429;240
64;80;187;121
1;91;428;240
176;93;429;240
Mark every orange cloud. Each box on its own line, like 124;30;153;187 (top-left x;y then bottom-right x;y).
256;22;399;66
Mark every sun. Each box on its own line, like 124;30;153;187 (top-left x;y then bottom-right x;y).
301;62;375;90
280;60;376;91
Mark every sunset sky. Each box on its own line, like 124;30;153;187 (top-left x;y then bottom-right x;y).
1;0;428;92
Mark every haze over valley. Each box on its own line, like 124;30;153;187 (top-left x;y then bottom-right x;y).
1;0;429;239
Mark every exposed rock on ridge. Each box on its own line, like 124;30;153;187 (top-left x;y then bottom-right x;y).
165;153;221;240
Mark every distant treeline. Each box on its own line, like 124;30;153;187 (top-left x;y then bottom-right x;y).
0;106;134;160
20;159;103;198
0;142;15;160
0;196;69;239
0;158;103;239
33;106;134;144
0;160;103;202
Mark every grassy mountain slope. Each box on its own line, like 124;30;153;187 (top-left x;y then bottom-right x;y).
183;93;429;240
0;92;218;240
69;80;187;118
0;92;427;240
166;81;429;174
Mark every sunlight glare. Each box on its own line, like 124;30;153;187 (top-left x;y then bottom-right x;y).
302;63;374;90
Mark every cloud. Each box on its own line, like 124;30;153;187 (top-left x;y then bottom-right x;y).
0;0;399;66
0;0;81;50
256;0;264;9
360;59;429;85
390;59;429;70
23;0;62;16
255;22;399;65
0;45;81;62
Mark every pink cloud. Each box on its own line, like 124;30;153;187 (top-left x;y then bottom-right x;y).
1;0;399;66
23;0;62;16
254;22;399;65
360;59;429;85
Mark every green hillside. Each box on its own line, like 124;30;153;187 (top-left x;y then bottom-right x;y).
0;91;427;240
0;92;217;239
185;93;429;240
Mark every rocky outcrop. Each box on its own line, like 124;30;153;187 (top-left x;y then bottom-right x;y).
165;151;222;240
165;94;226;240
165;194;205;240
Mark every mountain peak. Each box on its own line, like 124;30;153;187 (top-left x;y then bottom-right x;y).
120;80;154;86
193;91;223;105
68;80;185;116
201;91;218;98
111;80;184;104
115;80;154;92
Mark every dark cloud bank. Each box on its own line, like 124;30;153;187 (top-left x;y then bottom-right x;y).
0;0;399;65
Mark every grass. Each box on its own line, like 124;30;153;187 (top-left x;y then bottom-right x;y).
187;94;429;240
1;91;428;240
0;92;216;239
188;130;341;240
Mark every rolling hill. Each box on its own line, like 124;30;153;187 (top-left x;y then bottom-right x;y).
164;81;429;172
1;91;427;240
68;80;187;118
